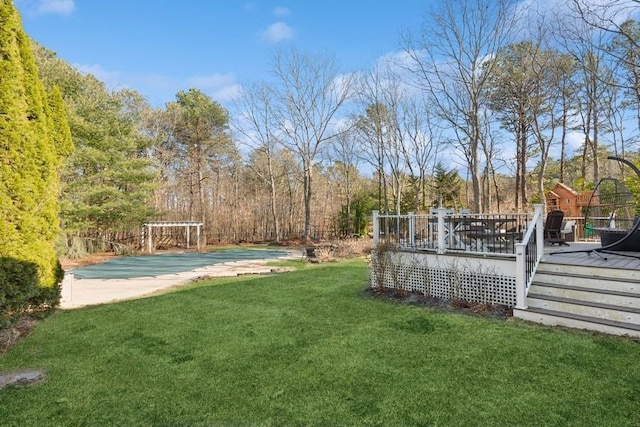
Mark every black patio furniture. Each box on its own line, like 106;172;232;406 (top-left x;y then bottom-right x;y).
544;210;568;246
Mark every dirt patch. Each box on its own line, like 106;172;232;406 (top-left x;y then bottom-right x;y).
0;317;39;354
366;287;513;320
60;253;119;271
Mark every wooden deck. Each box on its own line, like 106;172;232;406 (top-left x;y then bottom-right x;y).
543;242;640;270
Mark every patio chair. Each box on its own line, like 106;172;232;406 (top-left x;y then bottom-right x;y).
560;220;576;242
544;210;569;246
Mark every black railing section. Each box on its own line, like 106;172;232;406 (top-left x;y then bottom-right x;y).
523;224;538;292
376;213;531;256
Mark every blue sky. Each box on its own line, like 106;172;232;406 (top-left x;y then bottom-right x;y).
14;0;427;108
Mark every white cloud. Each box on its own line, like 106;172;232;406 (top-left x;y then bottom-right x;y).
186;73;242;103
212;84;243;103
514;0;640;35
73;63;123;89
273;7;291;17
261;22;294;43
36;0;75;15
566;131;586;152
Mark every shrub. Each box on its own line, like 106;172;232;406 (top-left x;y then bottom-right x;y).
333;237;373;258
0;257;62;328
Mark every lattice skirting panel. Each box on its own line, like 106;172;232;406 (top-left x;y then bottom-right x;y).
370;252;516;307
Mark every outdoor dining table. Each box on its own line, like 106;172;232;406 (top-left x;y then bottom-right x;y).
453;217;519;252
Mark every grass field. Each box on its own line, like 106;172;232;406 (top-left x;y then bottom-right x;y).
1;258;639;426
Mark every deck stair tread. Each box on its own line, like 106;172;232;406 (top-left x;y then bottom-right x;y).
528;293;640;314
535;267;639;283
531;281;640;298
521;307;640;332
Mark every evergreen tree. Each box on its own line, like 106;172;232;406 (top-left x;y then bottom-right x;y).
32;45;158;238
0;2;69;320
432;163;463;209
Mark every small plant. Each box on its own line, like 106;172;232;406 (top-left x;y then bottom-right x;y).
333;238;373;258
313;246;335;262
371;241;397;290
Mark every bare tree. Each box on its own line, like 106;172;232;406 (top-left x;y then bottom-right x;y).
352;67;393;212
233;81;282;242
484;38;577;209
556;12;616;186
326;128;364;235
397;96;440;212
401;0;517;212
271;47;352;242
353;65;412;214
565;1;640;180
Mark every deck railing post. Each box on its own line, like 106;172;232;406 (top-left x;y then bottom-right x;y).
372;210;380;246
436;208;447;254
515;242;526;309
408;211;415;248
515;204;544;309
535;204;544;258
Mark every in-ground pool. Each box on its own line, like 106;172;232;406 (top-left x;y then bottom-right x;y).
70;249;289;279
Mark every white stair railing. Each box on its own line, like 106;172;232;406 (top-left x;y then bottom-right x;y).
515;204;544;309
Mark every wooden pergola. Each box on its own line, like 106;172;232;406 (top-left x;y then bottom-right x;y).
143;221;203;253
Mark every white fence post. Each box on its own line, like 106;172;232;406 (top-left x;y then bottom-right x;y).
436;208;447;254
515;242;526;309
535;204;544;257
408;211;415;248
372;210;380;246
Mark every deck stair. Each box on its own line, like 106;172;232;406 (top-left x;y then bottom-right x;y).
513;260;640;338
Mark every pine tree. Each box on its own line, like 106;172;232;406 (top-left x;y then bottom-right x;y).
0;2;70;320
33;44;158;238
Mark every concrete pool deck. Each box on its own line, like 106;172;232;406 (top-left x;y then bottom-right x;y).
60;249;304;309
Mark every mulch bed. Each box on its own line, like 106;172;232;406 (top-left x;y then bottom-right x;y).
366;286;513;320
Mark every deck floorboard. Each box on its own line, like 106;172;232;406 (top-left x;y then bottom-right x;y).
543;242;640;270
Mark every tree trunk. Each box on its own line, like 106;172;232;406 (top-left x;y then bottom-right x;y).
303;162;312;243
198;167;207;248
269;173;280;243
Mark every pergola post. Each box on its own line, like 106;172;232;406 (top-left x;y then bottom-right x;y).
147;224;153;253
142;221;204;253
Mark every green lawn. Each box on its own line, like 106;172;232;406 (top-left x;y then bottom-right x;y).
1;258;639;426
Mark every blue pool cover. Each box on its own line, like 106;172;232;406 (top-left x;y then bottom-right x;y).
70;249;289;279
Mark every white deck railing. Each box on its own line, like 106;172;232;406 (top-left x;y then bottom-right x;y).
372;205;545;308
373;209;532;256
514;205;544;309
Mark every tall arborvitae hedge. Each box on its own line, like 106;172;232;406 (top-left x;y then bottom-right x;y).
0;2;71;324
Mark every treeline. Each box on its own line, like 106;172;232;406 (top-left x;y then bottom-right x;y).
4;0;640;321
15;0;640;258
